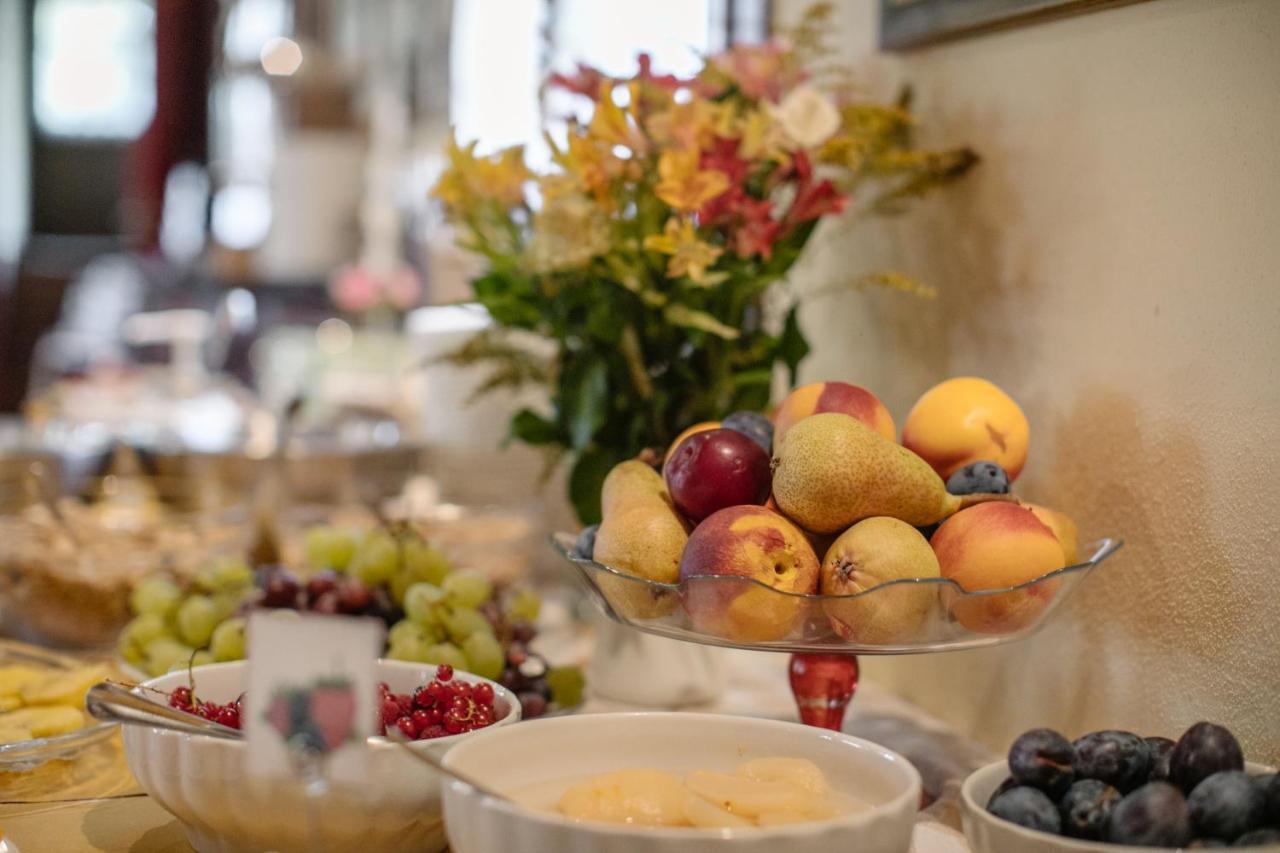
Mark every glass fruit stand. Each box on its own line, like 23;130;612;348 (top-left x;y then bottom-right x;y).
551;533;1123;730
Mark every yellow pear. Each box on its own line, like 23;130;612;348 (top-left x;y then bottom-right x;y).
773;413;986;533
591;503;688;618
819;517;940;644
600;459;671;518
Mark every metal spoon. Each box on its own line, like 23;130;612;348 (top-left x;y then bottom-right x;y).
384;730;514;804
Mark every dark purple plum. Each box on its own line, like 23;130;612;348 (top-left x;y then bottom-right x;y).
1148;736;1176;782
1234;828;1280;847
1105;782;1192;847
986;776;1019;809
988;786;1062;834
574;524;599;560
1172;722;1244;794
1260;773;1280;826
1188;771;1265;841
1060;778;1121;840
947;460;1010;495
1009;728;1075;798
1074;730;1152;793
722;411;774;454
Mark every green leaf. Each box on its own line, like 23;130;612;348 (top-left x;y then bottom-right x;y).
568;446;622;525
663;304;740;340
509;408;561;446
562;360;609;451
778;305;810;387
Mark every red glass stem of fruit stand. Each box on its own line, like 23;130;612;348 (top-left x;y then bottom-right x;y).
788;653;859;730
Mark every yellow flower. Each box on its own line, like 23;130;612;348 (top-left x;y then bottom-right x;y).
643;217;724;284
432;137;530;213
737;108;790;164
647;99;723;152
654;149;730;213
526;193;611;273
589;82;646;154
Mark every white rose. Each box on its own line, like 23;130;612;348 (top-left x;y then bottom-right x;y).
771;85;840;149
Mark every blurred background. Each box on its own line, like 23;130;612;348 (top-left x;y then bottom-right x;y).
0;0;768;525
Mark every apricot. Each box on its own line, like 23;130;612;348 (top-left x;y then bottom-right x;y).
1024;503;1080;565
902;377;1029;482
773;382;895;448
931;502;1064;634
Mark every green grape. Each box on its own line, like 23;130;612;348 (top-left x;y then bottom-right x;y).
130;577;182;617
191;650;216;668
122;613;168;647
504;586;541;623
348;531;399;586
209;555;254;591
209;617;247;662
145;638;195;677
401;537;451;587
423;642;469;672
388;634;432;663
387;619;425;648
444;607;494;644
210;591;246;622
120;640;146;666
461;632;504;680
441;569;493;609
546;666;586;708
304;526;357;572
176;595;219;648
389;570;414;607
403;583;447;627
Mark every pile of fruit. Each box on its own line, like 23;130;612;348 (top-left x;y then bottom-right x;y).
118;524;584;718
0;659;109;744
162;664;505;741
987;722;1279;848
577;378;1082;644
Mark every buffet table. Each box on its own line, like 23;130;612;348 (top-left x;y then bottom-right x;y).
1;650;982;852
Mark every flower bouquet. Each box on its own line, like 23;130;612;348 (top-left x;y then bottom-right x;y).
433;4;975;523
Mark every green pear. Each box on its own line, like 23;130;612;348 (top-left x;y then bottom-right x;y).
600;459;671;518
820;517;940;644
772;413;975;533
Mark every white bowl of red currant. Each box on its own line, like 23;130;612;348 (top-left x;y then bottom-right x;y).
121;659;519;853
962;723;1279;852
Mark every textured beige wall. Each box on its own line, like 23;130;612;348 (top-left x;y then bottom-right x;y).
776;0;1280;758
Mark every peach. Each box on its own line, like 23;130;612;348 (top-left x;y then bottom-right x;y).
773;382;895;448
678;506;819;642
663;421;720;466
1024;502;1080;565
901;377;1029;481
930;502;1065;634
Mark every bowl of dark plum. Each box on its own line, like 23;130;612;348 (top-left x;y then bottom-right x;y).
962;722;1279;852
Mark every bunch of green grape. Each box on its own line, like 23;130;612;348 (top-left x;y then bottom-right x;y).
117;556;254;677
304;524;452;607
386;570;542;681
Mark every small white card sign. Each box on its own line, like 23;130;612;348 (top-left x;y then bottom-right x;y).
244;611;385;778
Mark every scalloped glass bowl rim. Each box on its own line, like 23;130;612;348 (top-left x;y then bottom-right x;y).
551;533;1123;601
0;640;118;767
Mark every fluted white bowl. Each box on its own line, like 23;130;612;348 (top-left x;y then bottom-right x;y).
442;711;921;853
122;660;518;853
962;759;1279;853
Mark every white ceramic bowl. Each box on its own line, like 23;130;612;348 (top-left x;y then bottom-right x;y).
962;759;1280;853
122;660;519;853
441;711;921;853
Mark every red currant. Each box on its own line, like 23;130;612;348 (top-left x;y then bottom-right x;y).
471;683;494;706
448;695;471;714
422;724;447;740
411;709;432;730
396;694;413;715
436;664;454;682
216;706;241;729
443;712;466;735
377;682;391;696
413;687;434;709
473;707;494;728
170;686;193;710
452;682;472;701
426;680;450;705
380;696;401;726
396;716;418;739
